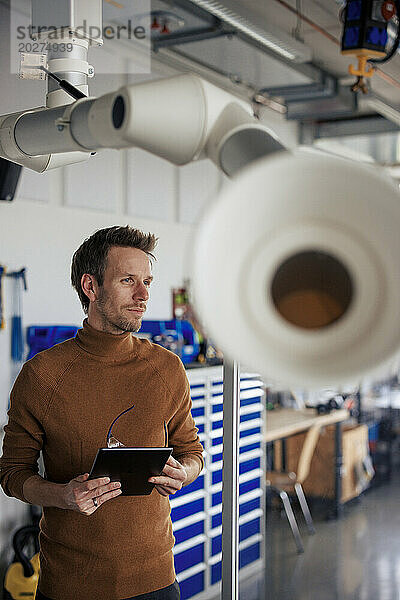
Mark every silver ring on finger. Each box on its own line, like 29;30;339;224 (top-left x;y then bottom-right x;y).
93;497;98;507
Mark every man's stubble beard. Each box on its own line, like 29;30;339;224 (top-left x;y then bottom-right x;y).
96;290;142;334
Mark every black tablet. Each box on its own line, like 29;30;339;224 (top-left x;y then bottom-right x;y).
89;447;173;496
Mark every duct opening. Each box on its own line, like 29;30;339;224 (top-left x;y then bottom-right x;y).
271;250;353;330
112;96;125;129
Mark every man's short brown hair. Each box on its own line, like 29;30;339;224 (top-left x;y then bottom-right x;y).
71;225;158;313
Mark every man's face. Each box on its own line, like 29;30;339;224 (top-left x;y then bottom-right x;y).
90;246;153;334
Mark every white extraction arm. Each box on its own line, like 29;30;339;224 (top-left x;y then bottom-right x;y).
0;74;283;174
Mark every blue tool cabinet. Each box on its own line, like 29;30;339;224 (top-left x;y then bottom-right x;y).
172;366;265;599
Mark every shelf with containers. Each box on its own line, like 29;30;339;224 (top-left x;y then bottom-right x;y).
172;366;265;600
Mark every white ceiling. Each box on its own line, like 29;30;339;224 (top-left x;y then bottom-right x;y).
5;0;400;124
7;0;400;103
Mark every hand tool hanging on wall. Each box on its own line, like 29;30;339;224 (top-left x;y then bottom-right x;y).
6;268;28;363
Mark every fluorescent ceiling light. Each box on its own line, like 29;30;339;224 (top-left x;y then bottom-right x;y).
188;0;312;63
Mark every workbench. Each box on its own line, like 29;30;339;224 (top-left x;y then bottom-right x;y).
265;408;349;518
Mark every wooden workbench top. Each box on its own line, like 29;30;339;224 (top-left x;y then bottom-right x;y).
265;408;350;442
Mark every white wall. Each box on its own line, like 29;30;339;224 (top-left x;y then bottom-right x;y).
0;0;299;564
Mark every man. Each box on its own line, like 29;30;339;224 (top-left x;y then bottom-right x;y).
0;226;204;600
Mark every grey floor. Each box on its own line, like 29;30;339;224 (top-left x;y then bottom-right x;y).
239;468;400;600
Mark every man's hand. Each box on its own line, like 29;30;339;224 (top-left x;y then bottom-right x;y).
148;456;187;497
62;473;122;515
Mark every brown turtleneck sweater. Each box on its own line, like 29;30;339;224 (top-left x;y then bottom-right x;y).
0;320;204;600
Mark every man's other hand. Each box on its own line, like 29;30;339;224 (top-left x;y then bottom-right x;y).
63;473;122;515
148;456;187;497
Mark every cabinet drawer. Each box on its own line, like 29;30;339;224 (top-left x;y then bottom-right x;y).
174;520;205;545
239;540;261;569
240;517;261;543
174;541;205;574
179;570;205;600
171;497;204;522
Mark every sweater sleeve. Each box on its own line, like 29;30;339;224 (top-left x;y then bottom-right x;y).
0;363;47;502
168;366;204;472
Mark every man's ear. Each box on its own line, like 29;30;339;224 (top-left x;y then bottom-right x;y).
81;274;99;304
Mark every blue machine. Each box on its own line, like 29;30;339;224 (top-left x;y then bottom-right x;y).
341;0;390;56
26;320;199;364
139;320;200;364
26;326;80;360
